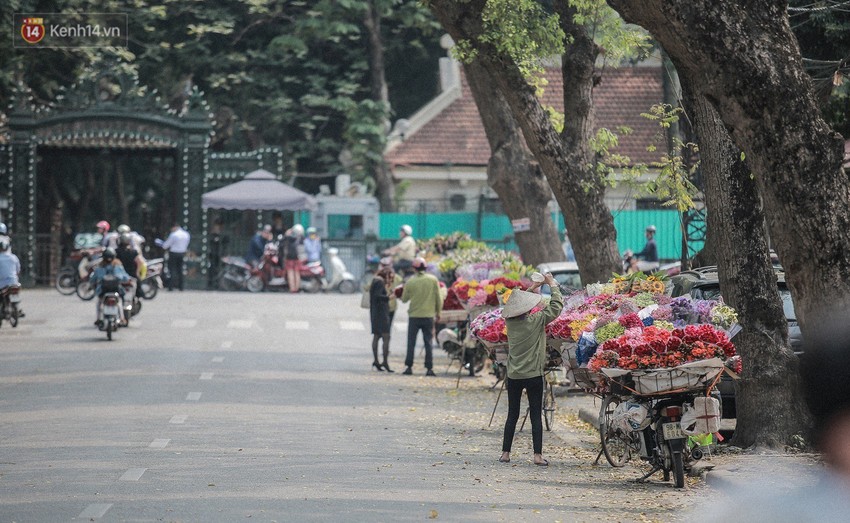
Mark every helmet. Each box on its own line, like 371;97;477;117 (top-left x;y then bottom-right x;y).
646;225;657;233
96;220;110;232
379;256;393;267
327;247;339;256
102;248;116;261
0;222;6;235
306;226;317;235
119;233;131;246
117;224;131;234
292;224;304;236
412;257;426;270
400;224;412;236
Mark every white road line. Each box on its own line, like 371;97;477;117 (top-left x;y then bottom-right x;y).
220;341;233;349
79;503;113;519
212;356;225;363
200;373;214;380
171;319;197;328
227;319;254;329
285;320;309;330
170;415;187;424
119;468;146;481
186;392;202;401
149;439;170;449
339;320;365;331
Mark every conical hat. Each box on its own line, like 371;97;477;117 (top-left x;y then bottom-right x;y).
501;289;542;318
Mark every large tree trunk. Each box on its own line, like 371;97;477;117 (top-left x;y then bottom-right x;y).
607;0;850;337
428;0;621;283
363;0;396;212
684;79;808;447
464;60;565;266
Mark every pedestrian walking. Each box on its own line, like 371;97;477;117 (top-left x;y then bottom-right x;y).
160;223;190;291
207;218;228;289
369;265;395;373
499;273;563;466
400;257;442;376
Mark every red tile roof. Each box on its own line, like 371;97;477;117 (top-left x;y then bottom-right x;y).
385;66;665;168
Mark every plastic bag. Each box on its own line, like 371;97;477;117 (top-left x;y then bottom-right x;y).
681;396;721;435
612;400;650;432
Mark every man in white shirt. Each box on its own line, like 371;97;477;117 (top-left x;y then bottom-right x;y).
384;224;416;274
160;223;191;291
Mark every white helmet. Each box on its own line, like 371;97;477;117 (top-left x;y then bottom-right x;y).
401;224;412;236
292;224;305;236
117;224;131;234
646;225;657;233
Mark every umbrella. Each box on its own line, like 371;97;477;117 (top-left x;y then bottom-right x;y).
201;169;317;211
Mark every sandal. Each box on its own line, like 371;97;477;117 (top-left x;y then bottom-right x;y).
498;457;510;463
534;459;549;467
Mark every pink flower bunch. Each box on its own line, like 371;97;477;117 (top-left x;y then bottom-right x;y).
469;309;507;343
618;312;643;329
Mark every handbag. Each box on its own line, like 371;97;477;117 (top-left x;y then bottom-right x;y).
360;287;371;309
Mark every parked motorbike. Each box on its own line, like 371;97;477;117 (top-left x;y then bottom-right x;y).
0;284;22;328
323;247;357;294
601;388;721;488
218;256;253;291
138;258;164;299
56;247;102;295
246;244;325;293
75;253;103;301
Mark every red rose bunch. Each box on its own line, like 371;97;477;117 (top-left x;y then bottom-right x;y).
469;309;507;344
618;312;643;329
442;288;464;311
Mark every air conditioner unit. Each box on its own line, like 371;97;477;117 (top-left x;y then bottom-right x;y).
445;191;468;211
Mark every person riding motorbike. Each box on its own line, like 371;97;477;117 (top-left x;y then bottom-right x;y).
0;237;24;318
0;222;9;245
304;227;322;264
116;224;146;254
97;220;119;249
90;248;131;327
632;225;660;272
383;224;416;275
117;233;146;291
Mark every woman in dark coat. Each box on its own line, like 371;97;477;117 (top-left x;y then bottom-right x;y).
369;266;394;372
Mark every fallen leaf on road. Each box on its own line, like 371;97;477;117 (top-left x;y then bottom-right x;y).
428;509;438;519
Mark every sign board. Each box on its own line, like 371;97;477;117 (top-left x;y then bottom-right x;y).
511;218;530;233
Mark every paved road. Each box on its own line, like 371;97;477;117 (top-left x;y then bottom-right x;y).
2;289;715;522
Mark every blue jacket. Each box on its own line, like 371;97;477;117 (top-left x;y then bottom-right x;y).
91;263;130;296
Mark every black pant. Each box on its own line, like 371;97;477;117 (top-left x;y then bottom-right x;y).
405;317;434;370
167;252;185;290
502;376;544;454
207;258;220;288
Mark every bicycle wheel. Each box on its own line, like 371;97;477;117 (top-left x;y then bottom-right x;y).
543;380;556;431
599;394;633;467
55;267;78;295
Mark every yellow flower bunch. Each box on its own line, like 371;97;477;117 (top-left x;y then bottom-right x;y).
500;288;514;304
569;318;594;341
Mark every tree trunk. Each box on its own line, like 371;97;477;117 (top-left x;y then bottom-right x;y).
464;60;565;267
428;0;622;283
683;79;808;447
363;0;396;212
607;0;850;337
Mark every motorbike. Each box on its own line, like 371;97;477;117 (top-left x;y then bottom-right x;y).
96;275;123;340
322;247;357;294
138;258;164;299
437;324;488;377
218;256;253;291
122;280;142;323
601;387;721;488
246;243;325;293
0;284;22;328
75;253;103;301
56;247;102;295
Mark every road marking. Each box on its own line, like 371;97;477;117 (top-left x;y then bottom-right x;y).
339;320;365;331
149;439;170;449
200;373;214;380
220;341;233;348
186;392;202;401
79;503;112;519
285;320;309;330
170;415;187;424
119;468;146;481
172;319;197;328
227;319;253;329
212;357;225;363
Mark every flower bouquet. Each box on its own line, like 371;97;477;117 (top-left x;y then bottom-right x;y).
469;308;507;349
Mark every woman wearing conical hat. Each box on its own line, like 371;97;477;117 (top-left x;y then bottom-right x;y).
499;272;564;466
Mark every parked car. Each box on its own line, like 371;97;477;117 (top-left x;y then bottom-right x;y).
669;266;802;418
536;261;582;296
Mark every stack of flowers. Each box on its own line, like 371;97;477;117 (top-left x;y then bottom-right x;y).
469;308;507;345
450;276;526;309
442;287;465;311
588;324;736;372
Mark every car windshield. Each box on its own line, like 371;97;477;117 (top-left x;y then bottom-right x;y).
554;272;582;290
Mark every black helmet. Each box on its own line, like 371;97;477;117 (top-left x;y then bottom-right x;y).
119;233;131;246
102;248;116;261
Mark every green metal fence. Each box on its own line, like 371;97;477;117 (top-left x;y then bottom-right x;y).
380;209;691;261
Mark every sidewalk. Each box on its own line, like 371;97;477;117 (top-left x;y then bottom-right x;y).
550;387;823;492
